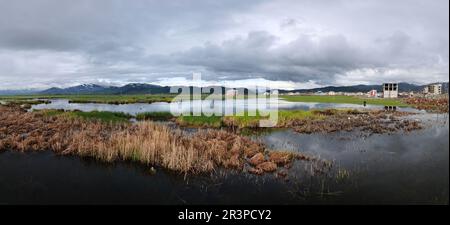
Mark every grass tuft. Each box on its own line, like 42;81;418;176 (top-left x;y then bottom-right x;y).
177;114;223;128
136;112;175;121
36;109;132;123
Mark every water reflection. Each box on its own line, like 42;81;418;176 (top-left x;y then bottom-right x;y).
1;117;447;204
258;114;449;204
384;105;397;111
31;99;421;115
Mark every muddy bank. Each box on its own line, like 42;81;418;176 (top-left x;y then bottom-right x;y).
0;106;322;176
219;109;423;135
288;110;423;134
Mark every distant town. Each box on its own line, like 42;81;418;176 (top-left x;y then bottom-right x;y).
281;82;448;99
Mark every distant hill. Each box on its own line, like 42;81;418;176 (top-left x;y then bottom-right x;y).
40;83;171;95
40;84;110;95
117;83;171;94
39;83;248;95
0;89;40;95
1;81;447;95
279;82;449;94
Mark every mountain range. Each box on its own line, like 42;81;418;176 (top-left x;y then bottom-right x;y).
279;82;449;94
39;83;171;95
0;82;448;95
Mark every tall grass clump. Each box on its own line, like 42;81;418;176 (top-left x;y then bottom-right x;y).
35;109;132;123
176;114;223;128
277;110;324;126
136;112;174;121
222;110;324;128
2;105;307;174
223;111;266;128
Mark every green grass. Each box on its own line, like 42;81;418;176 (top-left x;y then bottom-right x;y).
175;110;328;128
281;95;409;106
224;110;327;128
69;111;132;122
0;94;176;104
29;107;377;128
278;110;325;125
177;114;223;127
223;111;267;128
36;109;132;123
0;93;263;104
0;99;50;105
37;109;66;117
136;112;175;121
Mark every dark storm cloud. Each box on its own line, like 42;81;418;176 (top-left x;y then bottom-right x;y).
0;0;261;51
0;0;447;89
171;32;396;84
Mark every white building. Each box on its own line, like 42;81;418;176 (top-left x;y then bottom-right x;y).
423;84;442;95
383;83;398;98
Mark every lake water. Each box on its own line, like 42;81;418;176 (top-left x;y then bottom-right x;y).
1;113;447;204
257;113;449;204
31;99;421;115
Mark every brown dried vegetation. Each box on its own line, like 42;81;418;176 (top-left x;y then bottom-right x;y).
291;110;422;134
405;97;449;113
0;106;313;175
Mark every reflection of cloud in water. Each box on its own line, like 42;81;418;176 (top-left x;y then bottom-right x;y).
260;115;448;181
31;98;421;115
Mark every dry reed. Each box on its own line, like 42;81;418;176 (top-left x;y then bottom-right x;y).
0;106;312;175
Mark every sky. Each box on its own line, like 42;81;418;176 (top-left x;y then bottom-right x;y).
0;0;448;90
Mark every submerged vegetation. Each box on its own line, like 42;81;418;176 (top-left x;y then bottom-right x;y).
1;105;323;175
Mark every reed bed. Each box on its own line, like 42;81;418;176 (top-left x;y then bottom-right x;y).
173;109;422;134
404;96;449;113
136;111;175;121
0;106;312;175
289;109;423;134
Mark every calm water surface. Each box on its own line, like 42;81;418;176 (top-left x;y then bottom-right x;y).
31;99;421;115
1;113;447;204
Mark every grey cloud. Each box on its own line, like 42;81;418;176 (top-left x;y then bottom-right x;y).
0;0;263;52
172;33;373;83
0;0;447;89
168;24;447;85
